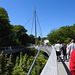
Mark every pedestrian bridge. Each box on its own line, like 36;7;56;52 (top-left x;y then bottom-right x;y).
0;46;71;75
0;8;71;75
0;46;25;54
34;46;71;75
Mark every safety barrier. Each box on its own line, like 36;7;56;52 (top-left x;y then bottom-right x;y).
0;46;25;54
27;46;42;75
27;46;58;75
40;47;58;75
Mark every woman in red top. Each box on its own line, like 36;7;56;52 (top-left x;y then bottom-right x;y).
69;49;75;75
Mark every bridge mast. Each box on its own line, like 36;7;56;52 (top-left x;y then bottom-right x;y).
34;7;37;44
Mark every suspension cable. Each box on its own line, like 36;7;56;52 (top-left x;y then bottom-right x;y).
36;14;43;38
31;14;34;34
0;16;32;40
27;12;43;74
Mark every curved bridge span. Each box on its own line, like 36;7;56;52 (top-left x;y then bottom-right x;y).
1;46;70;75
35;46;71;75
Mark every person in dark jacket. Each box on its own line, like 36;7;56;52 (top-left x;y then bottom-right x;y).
62;43;67;61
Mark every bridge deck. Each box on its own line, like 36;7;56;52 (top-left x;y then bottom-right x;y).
0;47;25;54
58;61;69;75
39;46;71;75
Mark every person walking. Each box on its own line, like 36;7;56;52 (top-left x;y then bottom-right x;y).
61;43;67;61
68;39;75;58
66;42;71;61
55;40;61;62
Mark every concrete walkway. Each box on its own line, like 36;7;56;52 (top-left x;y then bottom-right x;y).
34;46;71;75
58;59;71;75
58;62;69;75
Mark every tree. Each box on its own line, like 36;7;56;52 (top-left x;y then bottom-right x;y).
0;7;29;46
13;25;29;46
6;54;14;75
47;25;73;44
28;34;35;44
71;24;75;39
15;56;19;66
0;7;13;46
0;51;6;74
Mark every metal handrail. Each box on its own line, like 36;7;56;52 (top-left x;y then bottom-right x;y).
27;46;41;75
40;47;58;75
27;38;43;75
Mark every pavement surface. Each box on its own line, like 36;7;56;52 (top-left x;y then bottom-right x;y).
58;59;71;75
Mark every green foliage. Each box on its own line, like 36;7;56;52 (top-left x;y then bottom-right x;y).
20;52;22;59
0;51;14;75
0;48;47;75
12;69;26;75
28;34;35;44
12;49;47;75
36;39;40;44
0;7;48;75
12;25;29;46
64;37;71;44
0;7;33;46
15;56;19;66
31;54;47;75
0;7;13;46
47;25;75;44
0;51;6;74
23;54;28;67
6;54;14;75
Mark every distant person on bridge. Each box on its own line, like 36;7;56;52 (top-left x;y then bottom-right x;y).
66;42;72;61
68;39;75;58
61;43;67;61
55;40;61;62
69;49;75;75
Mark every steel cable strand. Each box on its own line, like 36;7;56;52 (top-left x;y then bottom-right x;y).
31;14;34;34
0;16;32;40
36;14;43;38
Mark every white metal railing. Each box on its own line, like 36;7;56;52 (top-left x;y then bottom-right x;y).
27;45;42;75
27;46;58;75
35;46;52;56
40;47;58;75
0;46;25;54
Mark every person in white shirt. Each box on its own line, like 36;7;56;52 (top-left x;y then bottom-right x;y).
66;42;71;61
55;40;61;62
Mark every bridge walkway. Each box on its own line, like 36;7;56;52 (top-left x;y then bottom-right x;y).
58;61;70;75
39;46;71;75
1;46;71;75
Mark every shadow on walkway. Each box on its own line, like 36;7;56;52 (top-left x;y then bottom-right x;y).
60;57;71;75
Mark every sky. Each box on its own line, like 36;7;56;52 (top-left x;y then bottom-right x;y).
0;0;75;37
